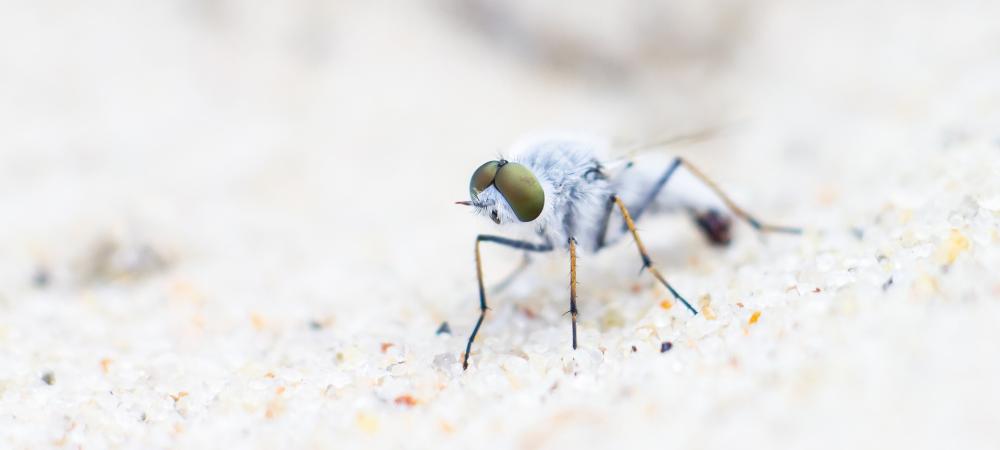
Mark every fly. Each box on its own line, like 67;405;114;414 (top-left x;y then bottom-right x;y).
456;134;801;370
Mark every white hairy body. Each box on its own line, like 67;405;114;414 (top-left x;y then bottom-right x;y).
470;134;729;252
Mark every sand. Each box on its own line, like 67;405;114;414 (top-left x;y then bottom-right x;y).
1;1;999;449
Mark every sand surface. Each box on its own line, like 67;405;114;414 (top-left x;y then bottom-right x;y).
2;1;999;449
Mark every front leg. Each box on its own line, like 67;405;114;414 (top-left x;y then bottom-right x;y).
464;235;553;370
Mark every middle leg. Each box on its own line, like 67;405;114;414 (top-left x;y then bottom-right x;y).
612;195;699;315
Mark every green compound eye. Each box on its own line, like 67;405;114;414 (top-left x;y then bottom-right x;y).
494;162;545;222
469;161;500;201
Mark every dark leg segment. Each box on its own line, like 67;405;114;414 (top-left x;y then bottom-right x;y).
594;196;615;251
464;235;553;370
613;195;699;315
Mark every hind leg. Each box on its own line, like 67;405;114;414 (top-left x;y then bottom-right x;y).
626;157;801;237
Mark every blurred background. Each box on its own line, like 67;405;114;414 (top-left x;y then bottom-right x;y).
2;0;999;449
3;0;997;308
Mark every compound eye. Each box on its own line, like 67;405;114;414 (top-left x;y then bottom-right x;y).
494;162;545;222
469;161;500;201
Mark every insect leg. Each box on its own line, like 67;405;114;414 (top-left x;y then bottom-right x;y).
626;157;801;235
594;196;615;251
568;237;579;349
464;235;553;370
675;158;802;234
612;195;699;315
628;157;682;225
